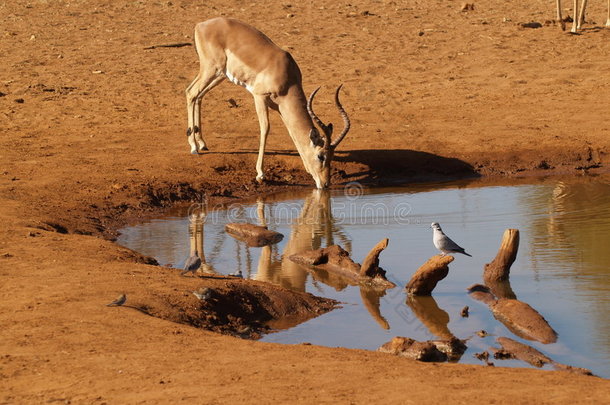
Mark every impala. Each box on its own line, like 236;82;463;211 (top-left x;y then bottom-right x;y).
185;17;350;189
556;0;610;32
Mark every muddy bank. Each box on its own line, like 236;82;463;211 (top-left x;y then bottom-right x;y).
136;277;337;339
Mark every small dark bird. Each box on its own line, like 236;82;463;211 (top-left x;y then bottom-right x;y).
181;250;201;276
107;294;127;307
431;222;472;257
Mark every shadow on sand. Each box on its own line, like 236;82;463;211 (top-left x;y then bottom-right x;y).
334;149;479;184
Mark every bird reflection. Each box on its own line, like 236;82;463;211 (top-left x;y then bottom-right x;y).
187;205;218;275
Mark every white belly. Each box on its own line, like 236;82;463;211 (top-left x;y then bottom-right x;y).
225;70;254;93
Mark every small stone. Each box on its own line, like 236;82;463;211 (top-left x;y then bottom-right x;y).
461;3;475;12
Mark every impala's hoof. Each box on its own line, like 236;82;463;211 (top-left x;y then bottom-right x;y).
255;176;264;184
190;150;199;155
201;146;209;151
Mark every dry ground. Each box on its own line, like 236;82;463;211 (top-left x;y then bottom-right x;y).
1;0;610;403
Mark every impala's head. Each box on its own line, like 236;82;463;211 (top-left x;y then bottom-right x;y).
306;85;351;189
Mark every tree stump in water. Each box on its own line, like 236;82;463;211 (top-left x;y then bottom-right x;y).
289;239;395;288
360;238;389;278
405;255;454;296
484;229;519;283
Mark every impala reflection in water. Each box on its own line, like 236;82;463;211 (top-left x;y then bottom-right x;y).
116;175;610;377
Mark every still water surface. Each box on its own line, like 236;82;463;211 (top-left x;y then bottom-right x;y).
117;175;610;377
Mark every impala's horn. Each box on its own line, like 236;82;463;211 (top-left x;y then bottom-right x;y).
307;86;332;147
330;84;350;149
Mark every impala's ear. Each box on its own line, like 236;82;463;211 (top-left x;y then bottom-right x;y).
309;128;325;148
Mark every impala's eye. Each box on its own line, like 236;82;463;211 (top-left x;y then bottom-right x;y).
318;154;325;163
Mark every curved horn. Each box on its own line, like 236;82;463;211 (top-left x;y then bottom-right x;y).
330;84;351;148
307;87;331;142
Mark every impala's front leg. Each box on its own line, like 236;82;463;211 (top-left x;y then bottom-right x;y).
253;96;270;183
192;95;208;152
185;71;224;154
186;76;202;154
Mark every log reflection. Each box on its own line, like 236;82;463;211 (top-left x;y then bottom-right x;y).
406;295;453;340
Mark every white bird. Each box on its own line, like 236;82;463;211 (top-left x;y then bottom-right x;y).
107;293;127;307
181;250;202;276
431;222;472;257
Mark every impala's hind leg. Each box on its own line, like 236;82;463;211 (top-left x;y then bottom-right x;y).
186;70;224;154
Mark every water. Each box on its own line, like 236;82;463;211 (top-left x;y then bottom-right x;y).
117;175;610;377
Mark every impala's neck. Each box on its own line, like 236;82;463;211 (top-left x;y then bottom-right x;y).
276;84;320;177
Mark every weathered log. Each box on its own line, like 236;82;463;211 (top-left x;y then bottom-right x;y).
484;229;519;283
492;299;557;344
290;245;359;273
378;336;466;362
289;242;395;288
225;223;284;247
430;337;468;362
467;284;558;344
493;337;592;375
405;255;454;296
360;238;388;277
378;337;447;362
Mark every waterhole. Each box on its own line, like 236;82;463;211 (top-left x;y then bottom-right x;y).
117;175;610;377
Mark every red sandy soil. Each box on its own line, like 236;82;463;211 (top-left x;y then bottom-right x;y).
1;0;610;403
